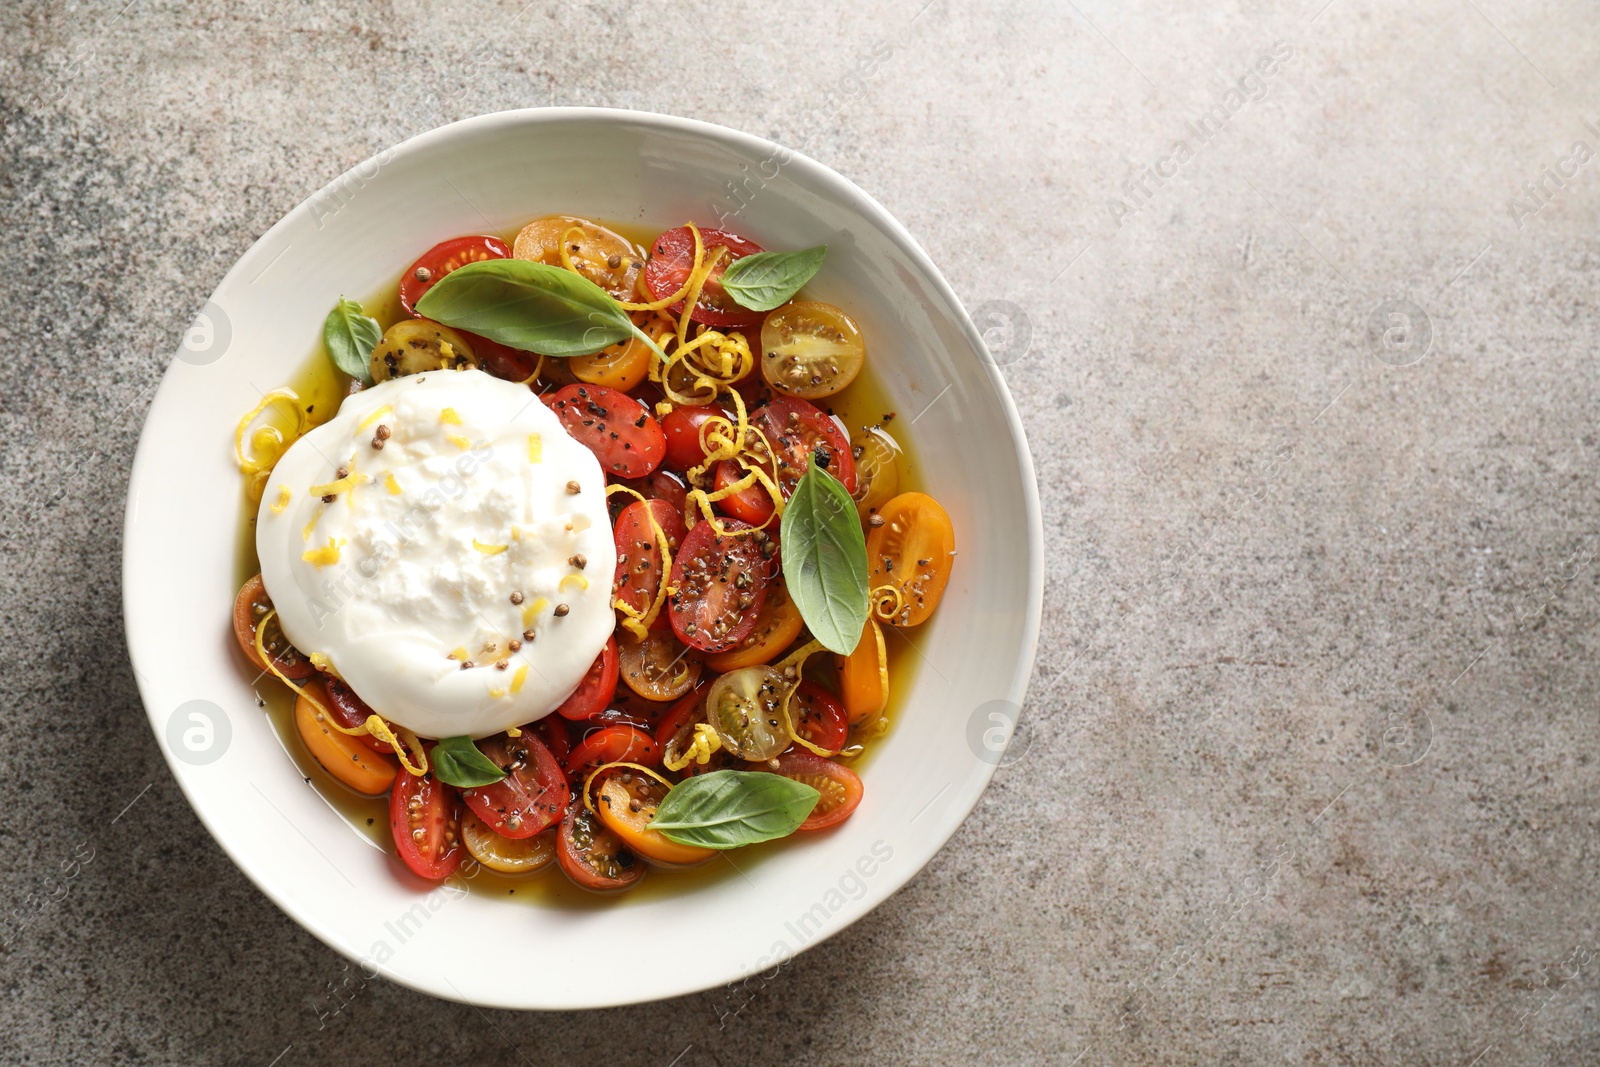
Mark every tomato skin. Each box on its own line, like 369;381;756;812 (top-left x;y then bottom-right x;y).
612;499;688;630
389;771;464;880
644;225;766;328
667;519;770;653
835;617;889;724
323;677;398;753
714;460;775;525
399;235;510;315
460;732;568;839
769;752;863;832
558;803;645;893
471;334;538;383
791;681;849;753
662;405;729;472
532;716;571;766
232;575;315;680
566;725;663;780
703;586;803;672
549;384;666;478
554;636;619;721
866;492;956;626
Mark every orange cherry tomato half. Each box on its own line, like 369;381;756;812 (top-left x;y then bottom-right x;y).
790;681;849;753
549;383;665;478
232;575;315;680
866;492;955;627
399;235;510;315
594;770;714;867
389;770;464;880
293;683;398;795
770;752;863;832
557;802;645;893
643;225;766;328
459;732;568;839
618;629;702;702
612;499;687;630
513;215;642;300
571;335;651;392
554;636;619;721
835;617;889;724
566;725;663;781
668;519;769;653
703;585;803;672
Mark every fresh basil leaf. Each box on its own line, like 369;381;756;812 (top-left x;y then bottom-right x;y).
414;258;633;356
649;770;819;849
322;297;380;385
429;735;505;788
781;464;870;654
719;245;827;312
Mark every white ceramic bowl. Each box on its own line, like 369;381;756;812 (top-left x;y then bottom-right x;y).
122;108;1042;1009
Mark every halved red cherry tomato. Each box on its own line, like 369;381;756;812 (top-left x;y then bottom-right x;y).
714;459;777;526
232;575;314;680
555;636;619;721
549;383;665;478
389;771;464;880
581;705;658;734
566;725;663;780
612;499;688;630
324;676;396;753
459;732;567;839
667;519;769;653
472;334;538;383
399;235;510;315
769;752;863;832
751;395;856;497
558;802;644;893
791;681;849;753
662;404;730;472
643;225;766;328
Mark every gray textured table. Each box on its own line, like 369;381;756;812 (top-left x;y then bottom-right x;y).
4;1;1598;1063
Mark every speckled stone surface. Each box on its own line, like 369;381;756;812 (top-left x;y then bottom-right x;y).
3;0;1599;1063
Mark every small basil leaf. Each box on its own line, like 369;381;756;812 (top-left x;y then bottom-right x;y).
414;259;634;356
429;735;505;788
322;297;380;385
781;464;871;654
719;245;827;312
649;770;820;849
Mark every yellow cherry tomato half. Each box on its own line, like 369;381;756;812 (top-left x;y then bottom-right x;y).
293;683;398;795
369;318;477;382
850;428;901;524
865;492;955;627
703;586;804;673
571;335;651;392
759;301;865;399
835;617;889;724
512;215;642;300
460;810;557;874
595;771;714;867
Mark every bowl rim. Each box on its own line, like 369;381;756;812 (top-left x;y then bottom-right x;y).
121;106;1044;1008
